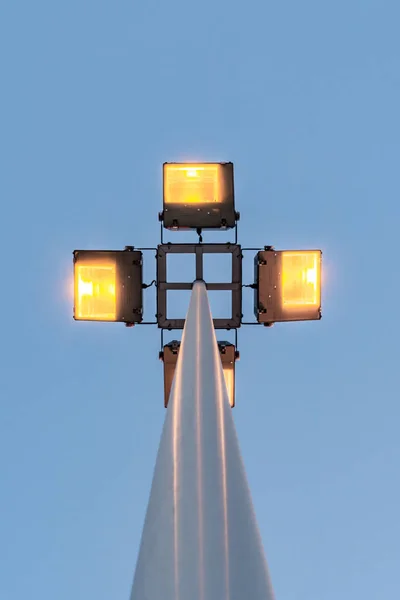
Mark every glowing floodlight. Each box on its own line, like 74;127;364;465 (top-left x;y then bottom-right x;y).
161;162;237;230
281;251;321;308
160;341;238;408
73;249;143;324
75;262;116;321
254;249;322;324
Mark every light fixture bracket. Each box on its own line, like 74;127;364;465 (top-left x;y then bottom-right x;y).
156;243;242;330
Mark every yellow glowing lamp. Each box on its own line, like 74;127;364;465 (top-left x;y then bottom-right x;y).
73;249;143;324
161;341;238;408
255;249;322;324
164;164;221;205
281;251;321;309
75;263;116;321
161;162;237;230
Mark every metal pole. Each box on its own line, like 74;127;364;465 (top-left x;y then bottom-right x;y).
130;280;275;600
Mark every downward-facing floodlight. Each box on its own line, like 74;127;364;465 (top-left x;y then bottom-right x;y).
254;249;322;324
218;341;238;407
160;340;238;408
160;162;237;230
73;249;143;324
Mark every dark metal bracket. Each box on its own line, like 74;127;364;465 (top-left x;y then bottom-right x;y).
156;243;243;330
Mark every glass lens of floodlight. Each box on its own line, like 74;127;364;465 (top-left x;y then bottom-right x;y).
223;366;235;408
75;263;116;320
281;251;321;308
164;164;221;204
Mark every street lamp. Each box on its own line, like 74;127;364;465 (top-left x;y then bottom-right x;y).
160;162;238;230
72;160;323;600
73;249;143;324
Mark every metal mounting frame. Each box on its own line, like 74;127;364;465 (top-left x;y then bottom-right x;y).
156;243;242;329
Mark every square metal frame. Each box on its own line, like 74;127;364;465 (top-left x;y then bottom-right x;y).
156;243;242;329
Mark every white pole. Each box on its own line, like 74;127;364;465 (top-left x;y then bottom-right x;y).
130;281;275;600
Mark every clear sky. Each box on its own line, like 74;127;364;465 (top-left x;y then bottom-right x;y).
1;1;399;599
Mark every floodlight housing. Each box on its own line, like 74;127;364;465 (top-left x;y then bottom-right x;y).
160;341;238;408
218;341;238;408
254;249;322;324
161;162;237;230
73;249;143;324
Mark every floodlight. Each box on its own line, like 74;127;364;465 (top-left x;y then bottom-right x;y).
160;341;238;408
160;340;180;408
254;249;322;324
218;342;238;408
73;249;143;324
161;162;237;230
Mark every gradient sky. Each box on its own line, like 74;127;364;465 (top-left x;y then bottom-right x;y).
1;1;400;599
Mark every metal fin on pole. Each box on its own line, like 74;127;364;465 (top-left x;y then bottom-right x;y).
130;280;275;600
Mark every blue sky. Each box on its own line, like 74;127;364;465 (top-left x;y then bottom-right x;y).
1;0;400;598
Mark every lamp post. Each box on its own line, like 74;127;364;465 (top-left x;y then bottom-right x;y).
130;281;275;600
72;161;322;598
